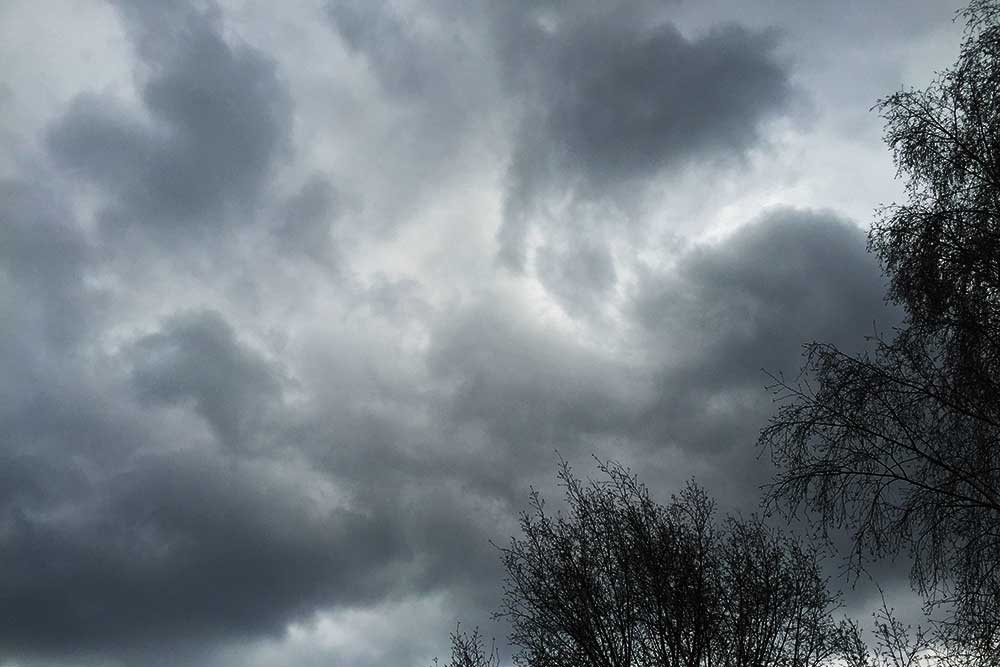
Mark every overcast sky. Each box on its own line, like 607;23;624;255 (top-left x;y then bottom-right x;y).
0;1;968;665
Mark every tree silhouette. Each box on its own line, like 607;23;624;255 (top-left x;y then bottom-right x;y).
434;625;501;667
494;460;844;667
760;2;1000;661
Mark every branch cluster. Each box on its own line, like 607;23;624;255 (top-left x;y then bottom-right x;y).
760;3;1000;662
496;460;844;667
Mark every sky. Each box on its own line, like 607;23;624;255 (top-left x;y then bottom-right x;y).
0;1;969;665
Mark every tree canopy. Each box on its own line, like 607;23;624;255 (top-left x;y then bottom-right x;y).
760;1;1000;661
494;461;845;667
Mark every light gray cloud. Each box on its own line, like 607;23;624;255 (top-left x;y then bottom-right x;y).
327;0;456;100
428;299;641;451
272;175;341;267
535;236;618;316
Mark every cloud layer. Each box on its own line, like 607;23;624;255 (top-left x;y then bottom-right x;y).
0;0;960;664
498;7;795;267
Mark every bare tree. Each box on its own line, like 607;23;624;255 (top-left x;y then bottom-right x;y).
759;2;1000;662
434;624;501;667
493;460;844;667
718;516;841;667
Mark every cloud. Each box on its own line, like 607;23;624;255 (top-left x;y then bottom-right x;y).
0;304;482;660
428;298;643;452
627;209;897;507
535;234;618;316
635;208;893;371
0;447;412;657
129;310;284;450
0;202;903;665
0;0;958;663
272;175;341;267
327;0;455;100
0;180;93;347
45;0;291;245
0;292;505;664
497;7;797;267
318;0;505;240
323;1;798;270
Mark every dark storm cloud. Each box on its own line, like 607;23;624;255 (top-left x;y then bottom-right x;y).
416;210;899;529
0;179;117;507
1;0;954;663
516;23;790;187
323;1;796;266
497;8;796;267
0;273;502;663
409;208;912;638
0;201;901;663
0;303;502;660
630;209;898;504
425;210;895;490
0;448;409;656
45;0;290;243
636;209;894;376
0;207;896;666
130;310;284;449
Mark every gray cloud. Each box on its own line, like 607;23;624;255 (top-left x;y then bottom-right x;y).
635;209;893;433
0;180;122;519
130;310;284;450
0;179;898;665
0;447;410;656
522;24;790;186
428;299;641;451
327;0;455;100
272;175;341;267
45;0;290;245
535;236;618;316
637;209;894;365
0;287;505;664
497;8;796;267
0;0;959;664
320;0;503;238
0;201;903;665
323;1;797;269
0;180;93;347
430;210;894;478
0;304;499;661
629;209;898;506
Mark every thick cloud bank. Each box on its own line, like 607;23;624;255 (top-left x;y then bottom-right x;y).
0;0;959;664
